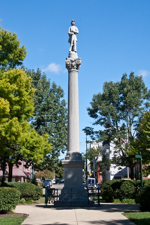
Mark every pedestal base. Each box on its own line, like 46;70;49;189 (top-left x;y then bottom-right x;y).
54;152;89;207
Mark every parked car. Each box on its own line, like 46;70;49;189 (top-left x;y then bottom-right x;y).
53;179;56;184
43;179;52;188
60;178;64;183
55;178;60;184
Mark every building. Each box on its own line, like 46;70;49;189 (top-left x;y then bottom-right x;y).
90;142;103;184
102;141;128;180
0;161;32;182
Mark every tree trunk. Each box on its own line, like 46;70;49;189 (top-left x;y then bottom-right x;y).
8;162;13;182
130;166;134;180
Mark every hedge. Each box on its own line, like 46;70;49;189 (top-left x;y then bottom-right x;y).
5;182;42;201
138;184;150;211
0;187;20;213
101;179;150;202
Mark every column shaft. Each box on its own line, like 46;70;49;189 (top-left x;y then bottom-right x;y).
68;69;79;153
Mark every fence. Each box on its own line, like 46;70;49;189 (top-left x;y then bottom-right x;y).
45;187;100;206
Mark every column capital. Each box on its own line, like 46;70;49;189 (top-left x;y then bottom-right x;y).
66;58;81;71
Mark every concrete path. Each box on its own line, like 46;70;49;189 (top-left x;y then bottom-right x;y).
14;203;139;225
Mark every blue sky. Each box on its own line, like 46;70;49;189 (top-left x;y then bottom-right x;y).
1;0;150;156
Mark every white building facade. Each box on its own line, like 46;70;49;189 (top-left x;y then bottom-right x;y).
102;142;128;180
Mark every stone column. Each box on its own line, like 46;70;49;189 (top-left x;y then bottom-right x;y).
54;21;89;207
66;56;81;154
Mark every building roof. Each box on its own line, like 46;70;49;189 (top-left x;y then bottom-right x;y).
0;168;30;177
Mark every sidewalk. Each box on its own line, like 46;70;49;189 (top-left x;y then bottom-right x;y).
14;203;139;225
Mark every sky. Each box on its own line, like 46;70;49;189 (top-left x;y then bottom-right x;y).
1;0;150;157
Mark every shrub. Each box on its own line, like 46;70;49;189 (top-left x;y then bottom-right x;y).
19;198;26;204
0;187;20;213
119;181;136;199
6;182;42;201
101;185;114;202
138;185;150;211
101;179;139;202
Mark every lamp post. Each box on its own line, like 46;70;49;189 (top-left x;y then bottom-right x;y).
129;154;143;187
86;133;88;185
83;126;93;185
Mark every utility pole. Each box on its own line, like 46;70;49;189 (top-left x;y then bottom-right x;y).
86;133;88;185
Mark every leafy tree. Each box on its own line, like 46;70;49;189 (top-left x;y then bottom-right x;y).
0;68;51;182
85;147;101;171
0;27;27;70
87;72;150;179
133;111;150;175
26;69;68;171
35;169;55;181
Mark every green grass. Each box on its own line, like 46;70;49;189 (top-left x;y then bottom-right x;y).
19;196;45;205
0;216;26;225
34;196;45;204
92;196;136;204
123;212;150;225
114;199;136;204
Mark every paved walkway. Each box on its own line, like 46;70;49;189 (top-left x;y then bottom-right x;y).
14;203;139;225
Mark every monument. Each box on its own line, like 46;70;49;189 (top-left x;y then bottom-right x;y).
55;20;88;206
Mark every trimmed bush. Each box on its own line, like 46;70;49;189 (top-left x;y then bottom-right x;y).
6;182;42;201
119;181;136;199
0;187;20;213
101;179;141;202
138;185;150;211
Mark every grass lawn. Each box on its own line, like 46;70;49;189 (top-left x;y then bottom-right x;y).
19;196;45;205
35;196;45;204
0;216;26;225
123;212;150;225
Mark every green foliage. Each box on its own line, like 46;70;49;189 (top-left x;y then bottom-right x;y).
26;69;67;171
0;68;51;181
114;198;136;204
19;198;26;204
101;180;117;202
83;146;102;171
0;216;26;225
124;212;150;225
87;72;150;177
0;27;27;69
6;182;42;201
35;169;54;180
0;187;20;213
19;198;34;204
119;181;135;199
125;212;150;219
138;184;150;211
101;185;114;202
135;111;150;174
101;179;141;202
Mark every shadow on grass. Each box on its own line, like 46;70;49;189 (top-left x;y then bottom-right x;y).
125;218;150;225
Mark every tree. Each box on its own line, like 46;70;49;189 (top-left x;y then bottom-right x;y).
35;169;55;181
85;147;101;172
26;69;68;171
0;68;51;182
0;27;27;70
133;111;150;174
87;72;150;179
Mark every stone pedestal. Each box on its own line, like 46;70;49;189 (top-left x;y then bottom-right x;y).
55;152;88;206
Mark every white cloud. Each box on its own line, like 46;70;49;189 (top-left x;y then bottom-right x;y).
138;70;150;77
42;63;62;74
